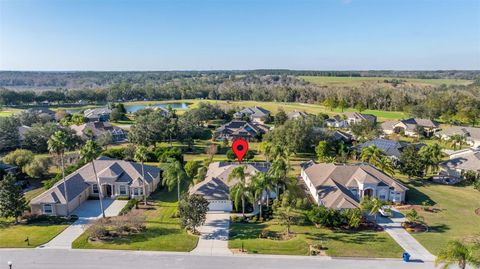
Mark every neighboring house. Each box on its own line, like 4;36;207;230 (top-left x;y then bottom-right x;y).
301;161;408;209
326;115;349;128
233;106;271;123
189;162;273;212
343;112;377;125
26;107;56;120
287;110;309;120
30;157;162;216
84;108;112;122
382;118;440;137
70;122;127;143
326;112;376;128
438;149;480;182
331;130;354;144
435;126;480;148
18;125;31;142
213;120;269;141
356;138;411;160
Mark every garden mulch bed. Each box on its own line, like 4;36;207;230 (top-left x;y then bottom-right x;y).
475;208;480;216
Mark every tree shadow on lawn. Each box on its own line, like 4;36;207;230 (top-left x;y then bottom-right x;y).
104;227;182;246
305;230;388;245
405;183;436;206
427;224;450;234
229;223;267;240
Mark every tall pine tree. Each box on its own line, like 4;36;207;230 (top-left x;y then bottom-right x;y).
0;174;28;224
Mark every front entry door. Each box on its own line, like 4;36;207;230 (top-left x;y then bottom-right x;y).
105;185;113;197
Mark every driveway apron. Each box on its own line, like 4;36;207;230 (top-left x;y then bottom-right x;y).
191;213;232;256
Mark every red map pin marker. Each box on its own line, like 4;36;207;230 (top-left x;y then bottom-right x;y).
232;138;249;162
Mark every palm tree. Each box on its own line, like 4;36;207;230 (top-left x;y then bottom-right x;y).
80;140;105;218
134;145;149;206
48;130;72;216
250;172;275;219
258;141;273;162
360;196;383;223
163;160;188;207
268;158;289;199
419;143;443;175
227;166;249;216
435;240;480;269
450;134;466;151
378;156;395;176
360;145;385;168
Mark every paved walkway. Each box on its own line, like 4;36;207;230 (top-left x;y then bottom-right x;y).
39;199;127;249
191;213;232;256
377;209;436;262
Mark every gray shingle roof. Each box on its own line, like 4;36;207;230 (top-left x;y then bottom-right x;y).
440;150;480;172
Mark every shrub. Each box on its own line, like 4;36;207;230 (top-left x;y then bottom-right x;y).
119;198;137;215
101;148;126;159
23;157;50;179
3;149;34;170
156;147;183;163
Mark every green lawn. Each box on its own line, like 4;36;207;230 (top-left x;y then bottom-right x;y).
0;108;23;117
399;179;480;256
300;76;473;87
229;221;403;257
0;218;69;248
72;186;198;251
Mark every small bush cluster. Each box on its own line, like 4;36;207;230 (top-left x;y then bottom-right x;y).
119;198;138;215
89;211;146;241
307;206;362;230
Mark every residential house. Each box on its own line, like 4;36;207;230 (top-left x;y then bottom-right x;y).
356;138;414;160
331;130;354;144
189;162;273;212
26;107;56;120
343;112;377;126
213;120;269;142
326;112;376;128
70;122;127;143
30;157;162;216
437;150;480;183
233;106;271;124
435;126;480;148
301;161;408;209
84;108;112;122
286;110;309;120
382;118;440;137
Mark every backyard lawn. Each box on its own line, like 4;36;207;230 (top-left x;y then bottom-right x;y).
0;218;69;248
72;185;198;251
229;221;403;257
400;179;480;256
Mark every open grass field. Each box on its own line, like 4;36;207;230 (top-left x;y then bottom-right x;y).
72;185;198;251
229;220;403;257
300;76;473;87
0;218;69;248
397;176;480;256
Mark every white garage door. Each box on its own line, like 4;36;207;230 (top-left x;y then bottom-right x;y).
208;200;233;212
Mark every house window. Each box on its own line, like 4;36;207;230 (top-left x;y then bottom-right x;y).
132;188;143;196
43;204;53;214
92;184;99;194
119;185;127;195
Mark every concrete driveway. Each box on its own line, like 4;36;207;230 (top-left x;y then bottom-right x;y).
39;199;127;249
191;213;232;256
377;209;436;262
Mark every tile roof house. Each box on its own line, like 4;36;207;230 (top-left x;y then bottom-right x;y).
26;108;56;120
213;120;269;142
30;157;162;216
435;126;480;148
326;115;349;128
233;106;271;124
189;162;273;211
70;122;127;143
438;150;480;181
84;108;112;122
301;161;408;209
382;118;440;137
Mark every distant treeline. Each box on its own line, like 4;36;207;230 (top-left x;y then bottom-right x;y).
1;72;479;126
1;70;479;89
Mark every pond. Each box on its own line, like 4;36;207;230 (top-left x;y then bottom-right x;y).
125;102;189;113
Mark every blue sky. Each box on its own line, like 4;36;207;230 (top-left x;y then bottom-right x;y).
1;0;479;70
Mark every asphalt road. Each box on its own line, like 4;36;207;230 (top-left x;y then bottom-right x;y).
0;249;435;269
